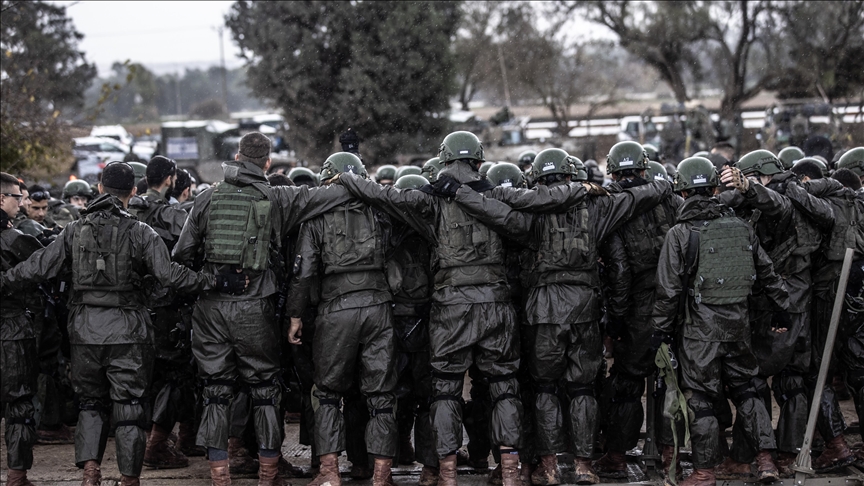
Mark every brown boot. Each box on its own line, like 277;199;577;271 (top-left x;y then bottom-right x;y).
350;462;373;479
258;454;284;486
210;459;232;486
144;424;189;469
82;460;102;486
439;454;458;486
373;457;397;486
592;450;627;479
500;451;521;486
573;458;599;485
714;457;751;480
775;452;797;478
419;465;440;486
754;451;779;483
399;431;416;465
520;462;534;486
678;468;716;486
661;445;683;481
532;454;561;485
309;453;342;486
228;436;259;475
278;456;304;478
6;469;35;486
488;463;503;486
814;435;856;471
119;476;140;486
176;422;206;457
37;424;75;444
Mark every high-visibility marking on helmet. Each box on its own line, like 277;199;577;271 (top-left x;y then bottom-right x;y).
543;161;555;171
620;160;634;166
346;165;356;173
692;175;707;184
459;150;469;154
501;181;513;187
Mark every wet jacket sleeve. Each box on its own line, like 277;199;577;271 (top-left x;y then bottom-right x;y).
339;174;436;242
172;189;210;267
276;184;353;233
784;180;835;230
286;220;321;318
652;225;687;335
592;180;673;242
743;183;791;218
750;227;789;310
489;182;587;212
453;186;535;247
138;222;213;293
601;231;632;321
2;225;73;289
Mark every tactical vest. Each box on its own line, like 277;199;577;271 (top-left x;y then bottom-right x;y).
691;217;756;305
824;192;864;261
71;212;143;307
621;201;675;275
528;204;598;287
128;195;175;245
433;200;506;288
321;202;385;276
205;181;273;272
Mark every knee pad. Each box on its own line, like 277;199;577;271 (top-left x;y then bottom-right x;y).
431;371;464;406
200;378;236;407
728;380;762;407
773;371;807;406
6;396;36;427
367;393;396;417
247;379;281;409
846;369;864;391
564;381;595;401
686;390;715;421
534;381;558;396
113;396;151;430
487;372;520;405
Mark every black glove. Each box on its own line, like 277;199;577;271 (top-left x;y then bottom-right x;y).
430;175;462;198
215;273;248;295
650;331;675;354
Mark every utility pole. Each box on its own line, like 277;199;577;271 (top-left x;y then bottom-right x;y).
497;42;512;108
174;73;182;115
217;25;229;116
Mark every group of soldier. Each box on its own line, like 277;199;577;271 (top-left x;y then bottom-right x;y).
1;128;863;486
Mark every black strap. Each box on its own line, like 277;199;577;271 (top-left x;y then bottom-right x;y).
114;420;144;428
612;394;641;404
536;384;557;395
252;398;278;407
318;398;341;407
431;371;464;381
431;394;463;404
493;393;520;404
566;383;595;398
114;397;147;406
731;391;761;405
779;388;807;404
370;407;393;417
487;372;518;384
7;417;36;425
203;397;232;406
693;409;715;419
679;226;700;315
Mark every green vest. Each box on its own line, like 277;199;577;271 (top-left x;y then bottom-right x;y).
691;216;756;305
526;204;599;288
824;192;864;261
71;211;143;307
433;199;506;288
620;201;676;276
321;202;385;275
205;181;273;272
128;193;174;245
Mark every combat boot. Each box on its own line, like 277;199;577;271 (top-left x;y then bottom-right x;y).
500;451;521;486
6;469;34;486
678;468;716;486
81;460;102;486
258;454;283;486
119;476;140;486
531;454;561;485
661;445;683;481
813;435;856;471
228;436;259;475
209;459;232;486
520;462;534;486
350;460;373;479
714;457;751;480
439;454;458;486
176;422;206;457
399;431;416;465
774;452;797;477
755;451;779;483
573;458;599;485
144;424;189;468
308;453;342;486
278;456;304;478
592;450;627;479
373;457;397;486
419;465;440;486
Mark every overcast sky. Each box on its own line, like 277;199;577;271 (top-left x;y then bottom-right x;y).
52;0;246;76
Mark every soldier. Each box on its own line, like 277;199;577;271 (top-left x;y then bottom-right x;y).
715;150;825;477
517;150;536;172
335;132;591;486
594;142;682;479
172;132;352;486
375;165;397;186
652;156;788;486
62;179;93;210
288;167;319;187
778;146;805;171
836;147;864;187
286;152;399;486
1;162;240;486
0;172;42;486
450;148;671;485
421;157;444;183
170;168;195;209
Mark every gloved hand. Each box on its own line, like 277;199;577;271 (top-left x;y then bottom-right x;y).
721;167;750;193
582;182;609;196
215;272;249;295
430;175;462;198
650;331;675;354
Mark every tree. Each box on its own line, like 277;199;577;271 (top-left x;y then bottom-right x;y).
1;0;96;176
226;1;460;162
452;2;500;111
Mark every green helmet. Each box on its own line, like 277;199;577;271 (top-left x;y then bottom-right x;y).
693;151;710;159
643;143;661;162
646;161;669;181
837;147;864;177
127;161;147;181
517;150;537;167
606;141;648;174
394;174;428;190
486;162;525;188
673;157;718;192
795;157;829;176
319;152;367;182
529;148;576;181
395;165;422;180
479;161;497;177
421;157;443;182
571;157;588;182
778;146;805;170
736;150;784;176
63;180;93;200
438;131;484;164
288;167;317;183
375;164;397;183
